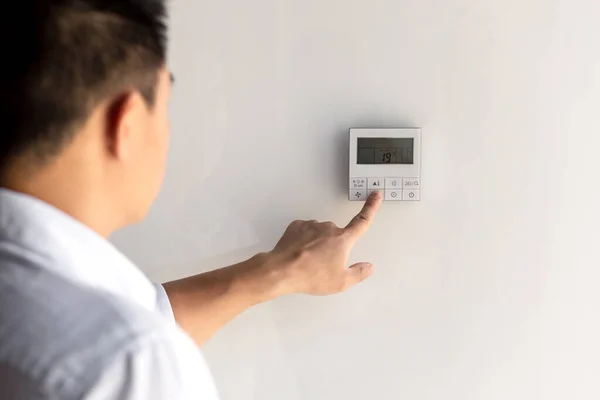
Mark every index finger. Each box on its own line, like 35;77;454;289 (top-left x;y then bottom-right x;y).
344;191;383;238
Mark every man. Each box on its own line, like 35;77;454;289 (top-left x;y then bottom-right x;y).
0;1;382;399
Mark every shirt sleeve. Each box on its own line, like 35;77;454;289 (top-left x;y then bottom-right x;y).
154;283;176;324
81;326;219;400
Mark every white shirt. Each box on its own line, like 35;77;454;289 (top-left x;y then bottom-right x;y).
0;189;219;399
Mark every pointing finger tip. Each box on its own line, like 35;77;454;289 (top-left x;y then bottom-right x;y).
370;191;382;200
367;191;383;208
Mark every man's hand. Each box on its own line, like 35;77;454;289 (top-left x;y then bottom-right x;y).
164;191;382;346
269;191;383;296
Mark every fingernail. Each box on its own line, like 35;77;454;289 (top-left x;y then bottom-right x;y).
371;191;382;199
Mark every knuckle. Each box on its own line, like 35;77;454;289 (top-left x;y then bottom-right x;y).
340;227;354;238
320;221;338;234
294;248;310;261
356;213;369;222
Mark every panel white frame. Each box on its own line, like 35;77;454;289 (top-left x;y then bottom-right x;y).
349;128;422;201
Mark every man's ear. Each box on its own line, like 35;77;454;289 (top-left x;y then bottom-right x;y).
105;92;138;160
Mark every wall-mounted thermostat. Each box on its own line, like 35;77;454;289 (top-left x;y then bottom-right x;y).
349;128;421;202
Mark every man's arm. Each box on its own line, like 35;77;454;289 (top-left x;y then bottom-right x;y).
163;192;383;346
162;253;285;346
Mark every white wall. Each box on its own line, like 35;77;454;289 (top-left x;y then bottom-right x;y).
111;1;600;399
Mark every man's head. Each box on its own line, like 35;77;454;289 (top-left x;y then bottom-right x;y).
0;0;170;235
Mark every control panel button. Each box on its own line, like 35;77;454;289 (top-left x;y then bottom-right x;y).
349;190;367;201
385;178;402;189
350;178;367;189
403;178;420;190
367;178;384;189
385;189;403;201
403;190;420;201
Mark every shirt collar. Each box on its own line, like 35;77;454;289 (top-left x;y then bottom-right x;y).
0;188;157;312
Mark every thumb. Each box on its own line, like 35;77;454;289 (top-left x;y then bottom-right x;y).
346;262;374;287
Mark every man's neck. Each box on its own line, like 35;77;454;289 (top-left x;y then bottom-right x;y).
2;157;121;238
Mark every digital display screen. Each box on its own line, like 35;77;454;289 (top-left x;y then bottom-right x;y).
357;138;414;165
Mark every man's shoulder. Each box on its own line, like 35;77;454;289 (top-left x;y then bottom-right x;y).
0;253;176;398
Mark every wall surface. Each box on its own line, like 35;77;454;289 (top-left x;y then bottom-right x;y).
111;1;600;399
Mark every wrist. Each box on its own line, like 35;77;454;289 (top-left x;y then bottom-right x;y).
262;250;299;297
232;251;293;304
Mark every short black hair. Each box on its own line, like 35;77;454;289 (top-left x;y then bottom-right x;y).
0;0;168;178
